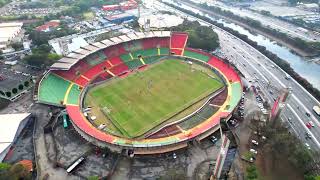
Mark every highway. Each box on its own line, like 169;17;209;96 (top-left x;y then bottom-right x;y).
151;0;320;151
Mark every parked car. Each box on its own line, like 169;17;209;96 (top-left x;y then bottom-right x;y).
251;140;258;146
250;149;258;154
210;136;218;144
173;153;177;159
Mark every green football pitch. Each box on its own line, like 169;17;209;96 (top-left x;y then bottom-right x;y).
85;60;224;138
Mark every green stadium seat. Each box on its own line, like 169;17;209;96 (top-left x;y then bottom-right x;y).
143;56;161;64
66;84;81;105
84;51;107;67
183;50;210;62
38;73;70;105
159;48;169;55
124;59;143;70
120;53;133;62
131;48;158;58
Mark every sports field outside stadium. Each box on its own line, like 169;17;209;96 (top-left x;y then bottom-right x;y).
85;60;224;138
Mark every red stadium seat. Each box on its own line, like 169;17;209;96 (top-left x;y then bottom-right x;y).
142;37;170;49
109;63;129;76
74;76;89;87
108;56;123;66
103;44;127;58
52;60;90;81
207;57;240;83
170;32;188;49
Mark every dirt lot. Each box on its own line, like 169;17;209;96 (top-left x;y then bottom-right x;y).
255;150;304;180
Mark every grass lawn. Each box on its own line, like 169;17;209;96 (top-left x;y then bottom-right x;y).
83;11;95;20
85;60;223;138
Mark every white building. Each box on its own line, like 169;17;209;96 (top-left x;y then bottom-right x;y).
0;22;23;50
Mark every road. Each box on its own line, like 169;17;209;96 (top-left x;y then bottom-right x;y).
154;0;320;151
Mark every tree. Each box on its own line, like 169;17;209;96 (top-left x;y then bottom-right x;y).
0;163;31;180
11;42;24;50
0;163;11;171
5;92;11;97
170;20;219;51
12;88;18;94
24;81;30;87
18;84;24;90
246;165;259;180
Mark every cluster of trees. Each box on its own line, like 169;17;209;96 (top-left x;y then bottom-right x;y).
168;20;220;51
163;1;320;102
195;2;320;54
25;23;77;46
23;44;61;67
0;163;31;180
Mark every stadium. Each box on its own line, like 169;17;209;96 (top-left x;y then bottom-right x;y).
36;31;242;154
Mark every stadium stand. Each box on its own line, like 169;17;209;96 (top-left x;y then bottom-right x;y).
103;44;127;58
183;49;210;62
38;73;70;105
226;82;242;112
179;105;216;130
131;48;158;58
52;69;77;82
65;84;81;105
82;61;112;80
143;56;161;64
109;63;129;76
123;40;143;52
207;57;240;82
99;71;113;80
170;49;184;56
170;32;188;49
83;51;106;67
159;48;169;55
142;38;169;49
148;125;182;139
74;76;89;87
120;53;133;62
125;59;144;70
108;56;123;66
52;60;90;82
157;37;170;48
